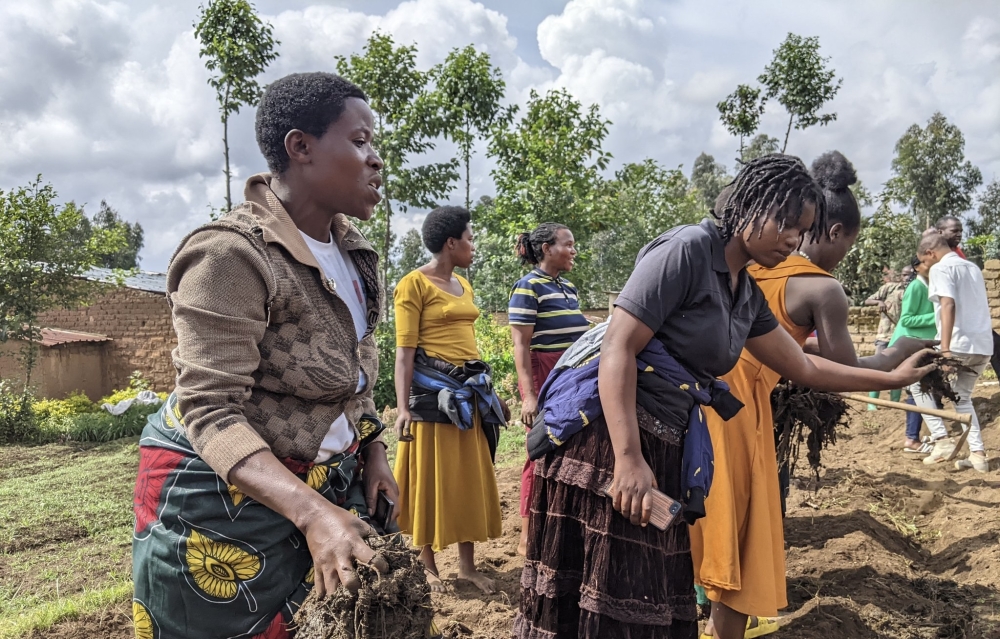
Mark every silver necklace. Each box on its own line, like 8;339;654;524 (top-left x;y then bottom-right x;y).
792;251;813;263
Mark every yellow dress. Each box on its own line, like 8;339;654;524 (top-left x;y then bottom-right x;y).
392;270;503;551
690;256;831;617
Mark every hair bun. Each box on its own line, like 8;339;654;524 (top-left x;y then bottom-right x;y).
811;150;857;192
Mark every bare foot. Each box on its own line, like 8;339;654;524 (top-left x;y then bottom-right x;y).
457;566;496;594
423;566;448;593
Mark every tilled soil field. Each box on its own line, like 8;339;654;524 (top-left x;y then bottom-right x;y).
27;388;1000;639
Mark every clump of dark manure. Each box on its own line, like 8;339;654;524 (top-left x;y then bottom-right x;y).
293;534;433;639
771;382;851;478
916;352;962;403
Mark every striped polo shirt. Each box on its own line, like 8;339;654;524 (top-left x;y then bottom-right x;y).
508;269;591;351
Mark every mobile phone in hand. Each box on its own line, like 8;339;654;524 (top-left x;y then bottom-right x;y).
602;483;683;530
373;491;394;531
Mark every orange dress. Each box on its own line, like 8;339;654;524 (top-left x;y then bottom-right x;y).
690;255;831;617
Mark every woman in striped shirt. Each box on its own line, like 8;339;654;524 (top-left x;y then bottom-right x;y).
509;223;591;555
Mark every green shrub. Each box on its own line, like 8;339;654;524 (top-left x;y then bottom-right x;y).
474;313;517;399
32;391;97;421
0;380;38;444
46;403;160;443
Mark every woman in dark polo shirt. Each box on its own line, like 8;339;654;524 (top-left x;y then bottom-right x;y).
515;155;935;639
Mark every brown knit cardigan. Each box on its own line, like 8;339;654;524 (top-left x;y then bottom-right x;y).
167;174;383;481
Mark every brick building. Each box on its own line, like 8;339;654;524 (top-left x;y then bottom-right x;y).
0;269;176;400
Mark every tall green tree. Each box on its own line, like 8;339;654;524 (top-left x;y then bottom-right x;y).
968;179;1000;237
690;153;731;213
758;33;842;153
963;179;1000;265
488;88;611;237
0;178;127;387
581;160;704;306
337;32;459;288
467;197;521;312
78;201;145;269
389;228;429;291
833;201;919;304
885;112;983;230
432;46;506;211
717;84;765;157
741;134;779;163
194;0;279;213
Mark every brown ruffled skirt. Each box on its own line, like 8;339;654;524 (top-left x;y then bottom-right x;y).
515;407;698;639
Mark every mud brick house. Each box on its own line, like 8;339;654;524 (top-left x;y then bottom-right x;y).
0;268;176;400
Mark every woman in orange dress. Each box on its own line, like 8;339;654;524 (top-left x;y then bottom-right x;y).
691;152;927;639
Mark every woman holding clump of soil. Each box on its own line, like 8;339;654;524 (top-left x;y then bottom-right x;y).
132;73;402;639
690;151;929;639
515;154;935;639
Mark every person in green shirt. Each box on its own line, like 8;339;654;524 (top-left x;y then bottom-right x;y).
892;257;943;453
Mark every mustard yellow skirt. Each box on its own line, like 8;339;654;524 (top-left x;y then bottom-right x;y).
393;419;502;552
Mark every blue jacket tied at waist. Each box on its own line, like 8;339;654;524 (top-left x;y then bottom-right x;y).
407;349;507;460
526;322;743;524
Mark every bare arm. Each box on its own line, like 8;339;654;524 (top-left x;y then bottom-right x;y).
393;347;417;440
745;325;935;391
939;296;956;353
599;308;657;527
511;324;538;426
789;277;925;371
229;451;387;598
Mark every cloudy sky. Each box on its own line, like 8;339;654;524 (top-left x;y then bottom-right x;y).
2;0;998;271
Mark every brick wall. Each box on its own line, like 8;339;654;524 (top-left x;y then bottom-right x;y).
983;259;1000;330
847;306;881;356
36;287;176;394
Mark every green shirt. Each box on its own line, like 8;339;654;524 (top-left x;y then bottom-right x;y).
889;276;936;346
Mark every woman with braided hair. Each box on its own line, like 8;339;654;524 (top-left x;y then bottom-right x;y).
508;223;590;555
691;152;930;639
515;154;935;639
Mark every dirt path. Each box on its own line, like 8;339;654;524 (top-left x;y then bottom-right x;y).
32;388;1000;638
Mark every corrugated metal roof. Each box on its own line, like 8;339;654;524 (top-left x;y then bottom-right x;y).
39;328;112;347
82;267;167;294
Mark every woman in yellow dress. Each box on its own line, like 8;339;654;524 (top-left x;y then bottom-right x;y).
393;205;503;595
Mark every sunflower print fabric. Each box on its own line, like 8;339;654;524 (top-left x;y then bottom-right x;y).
132;396;393;639
185;530;262;601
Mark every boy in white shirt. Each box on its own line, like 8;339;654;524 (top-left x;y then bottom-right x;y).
918;232;992;472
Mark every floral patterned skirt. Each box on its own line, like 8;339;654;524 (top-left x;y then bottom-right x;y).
131;395;383;639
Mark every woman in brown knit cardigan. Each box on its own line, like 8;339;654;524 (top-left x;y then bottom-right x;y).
131;73;405;639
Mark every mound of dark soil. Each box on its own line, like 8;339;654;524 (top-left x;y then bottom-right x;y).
293;534;433;639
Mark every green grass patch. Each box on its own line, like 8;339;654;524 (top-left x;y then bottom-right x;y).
0;438;138;637
0;439;139;552
0;581;132;639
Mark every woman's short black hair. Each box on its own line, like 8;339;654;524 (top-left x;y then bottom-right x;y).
515;222;569;266
255;72;367;174
811;150;861;234
715;154;827;244
422;206;471;254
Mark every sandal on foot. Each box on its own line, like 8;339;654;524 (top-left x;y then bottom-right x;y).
745;616;779;638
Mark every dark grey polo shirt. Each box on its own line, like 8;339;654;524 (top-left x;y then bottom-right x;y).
615;219;778;385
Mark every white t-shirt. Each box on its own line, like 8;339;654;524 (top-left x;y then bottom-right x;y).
927;251;993;355
299;231;368;461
